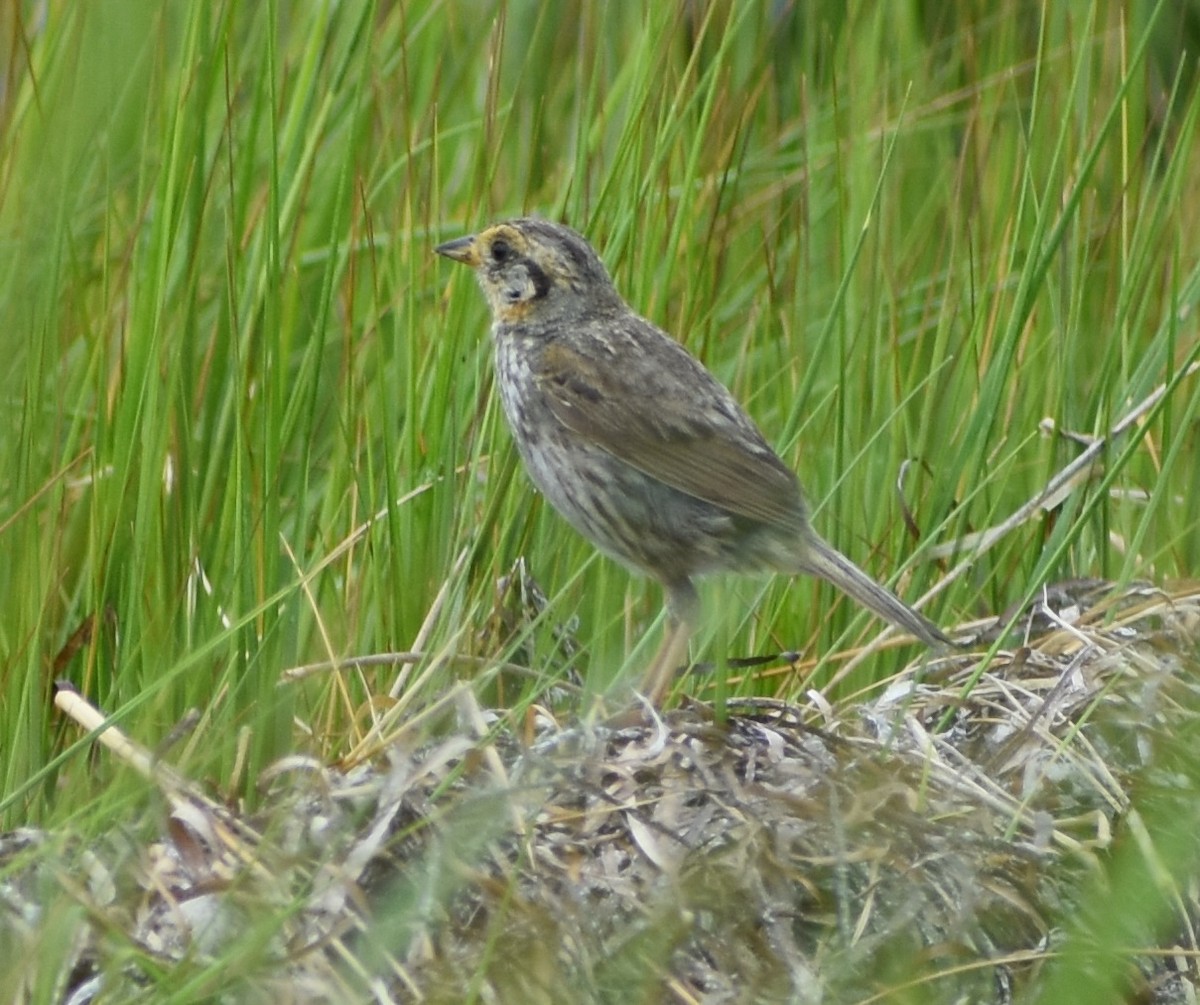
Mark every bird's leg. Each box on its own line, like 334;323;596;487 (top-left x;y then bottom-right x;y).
639;619;692;706
638;580;699;706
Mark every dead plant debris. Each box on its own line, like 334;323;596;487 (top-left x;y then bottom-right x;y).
5;580;1200;1003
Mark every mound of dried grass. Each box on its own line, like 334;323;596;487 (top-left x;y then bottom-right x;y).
5;580;1200;1003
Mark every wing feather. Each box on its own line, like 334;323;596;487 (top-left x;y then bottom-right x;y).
533;334;805;528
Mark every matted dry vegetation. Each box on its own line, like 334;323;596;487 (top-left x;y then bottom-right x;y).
5;581;1200;1003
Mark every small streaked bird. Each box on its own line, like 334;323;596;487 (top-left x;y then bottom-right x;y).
436;218;950;702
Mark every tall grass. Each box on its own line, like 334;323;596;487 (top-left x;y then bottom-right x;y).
2;0;1199;794
1;0;1199;994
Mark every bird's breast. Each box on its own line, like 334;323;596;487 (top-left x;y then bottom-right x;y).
492;328;552;428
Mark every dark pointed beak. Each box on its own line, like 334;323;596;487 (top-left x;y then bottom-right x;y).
434;234;481;267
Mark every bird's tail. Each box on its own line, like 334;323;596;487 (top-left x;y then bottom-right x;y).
797;535;952;648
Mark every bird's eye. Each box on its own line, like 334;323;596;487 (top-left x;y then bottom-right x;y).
490;238;511;263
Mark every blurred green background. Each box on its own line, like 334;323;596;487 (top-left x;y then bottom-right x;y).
2;0;1199;820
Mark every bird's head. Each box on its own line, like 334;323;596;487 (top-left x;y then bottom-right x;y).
435;218;622;324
